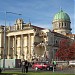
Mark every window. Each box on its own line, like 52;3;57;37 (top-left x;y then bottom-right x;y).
55;40;58;44
42;41;44;43
59;23;60;28
62;23;63;27
65;23;66;26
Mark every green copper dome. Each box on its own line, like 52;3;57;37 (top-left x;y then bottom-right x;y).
53;10;70;22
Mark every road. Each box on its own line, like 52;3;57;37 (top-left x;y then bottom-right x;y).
2;67;75;74
56;67;75;74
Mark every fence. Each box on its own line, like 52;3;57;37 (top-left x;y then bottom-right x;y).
0;59;21;68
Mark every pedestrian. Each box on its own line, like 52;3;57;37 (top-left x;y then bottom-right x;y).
21;59;25;73
18;62;21;68
0;68;2;73
25;60;29;73
60;65;63;70
53;61;57;69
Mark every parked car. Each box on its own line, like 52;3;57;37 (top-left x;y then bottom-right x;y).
32;61;53;71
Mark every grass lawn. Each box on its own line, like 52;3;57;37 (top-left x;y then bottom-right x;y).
1;71;75;75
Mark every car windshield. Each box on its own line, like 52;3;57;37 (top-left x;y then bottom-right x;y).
34;62;49;65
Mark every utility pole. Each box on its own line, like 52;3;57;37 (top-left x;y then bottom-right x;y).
3;11;22;70
3;11;6;70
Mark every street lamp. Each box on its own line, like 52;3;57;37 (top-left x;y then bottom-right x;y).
3;12;7;70
3;11;22;70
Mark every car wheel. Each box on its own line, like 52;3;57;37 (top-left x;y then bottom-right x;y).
46;67;50;70
35;67;38;71
49;67;53;71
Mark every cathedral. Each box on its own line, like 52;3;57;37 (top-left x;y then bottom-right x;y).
0;9;75;62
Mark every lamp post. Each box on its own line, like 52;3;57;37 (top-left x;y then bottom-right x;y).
3;11;22;70
3;12;6;70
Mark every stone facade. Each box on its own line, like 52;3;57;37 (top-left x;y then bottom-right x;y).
0;10;75;62
0;19;54;61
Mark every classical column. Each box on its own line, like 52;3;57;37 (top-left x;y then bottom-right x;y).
7;36;10;59
28;34;31;61
12;37;14;58
0;47;1;59
14;35;17;59
21;34;24;59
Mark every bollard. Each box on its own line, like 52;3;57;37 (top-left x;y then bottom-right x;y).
53;66;54;72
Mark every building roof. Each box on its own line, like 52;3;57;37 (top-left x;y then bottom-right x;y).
52;31;69;39
31;25;45;30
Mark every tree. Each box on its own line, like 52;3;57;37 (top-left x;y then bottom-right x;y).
68;42;75;60
55;39;75;60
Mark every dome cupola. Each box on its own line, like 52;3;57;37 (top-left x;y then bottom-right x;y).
52;9;72;35
53;9;70;22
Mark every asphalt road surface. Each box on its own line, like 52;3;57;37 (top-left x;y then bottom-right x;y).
2;67;75;74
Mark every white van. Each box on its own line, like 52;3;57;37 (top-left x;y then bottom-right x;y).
69;60;75;66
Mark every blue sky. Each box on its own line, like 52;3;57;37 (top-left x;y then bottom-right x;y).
0;0;75;33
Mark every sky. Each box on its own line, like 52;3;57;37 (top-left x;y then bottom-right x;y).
0;0;75;33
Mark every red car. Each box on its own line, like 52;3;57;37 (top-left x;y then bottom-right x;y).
32;62;51;71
